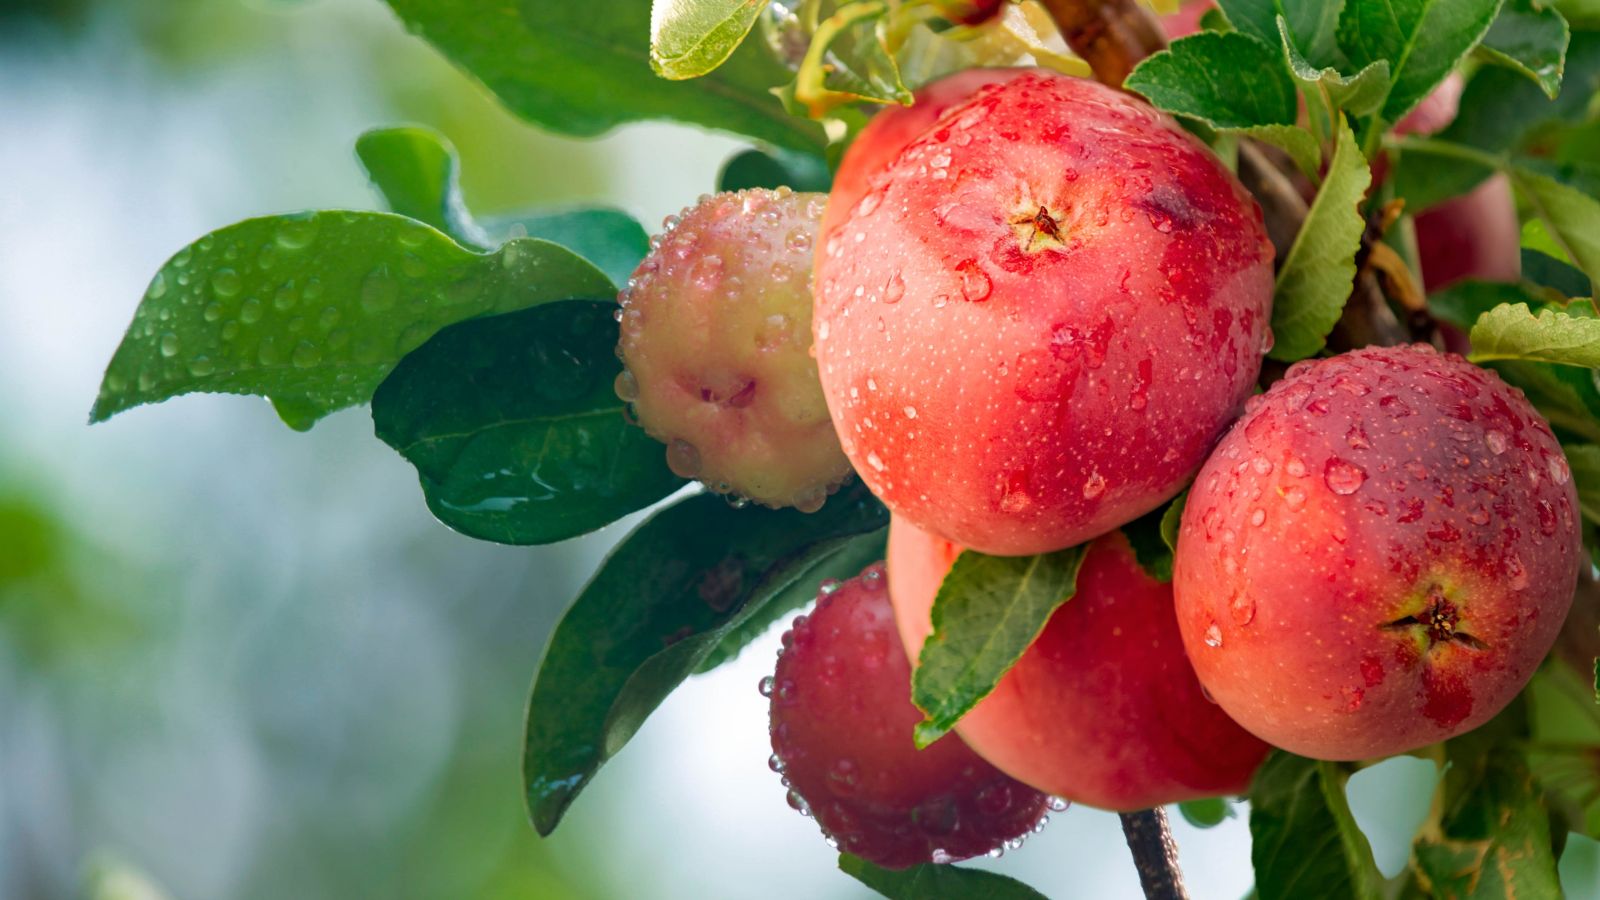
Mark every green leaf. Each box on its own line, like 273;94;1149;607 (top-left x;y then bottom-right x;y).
90;212;615;429
1122;498;1181;583
1486;358;1600;443
1240;124;1326;181
693;527;888;674
1565;442;1600;524
911;545;1088;746
1413;745;1561;898
1523;247;1594;297
1180;797;1235;828
1125;32;1299;130
649;0;767;80
1249;753;1385;900
1469;299;1600;367
371;300;683;545
381;0;825;153
1281;17;1393;118
1439;32;1600;154
1161;490;1188;555
1391;140;1497;212
1526;664;1600;838
488;208;650;288
523;483;888;835
838;853;1048;899
1269;117;1372;361
1426;280;1553;330
1337;0;1505;124
1510;164;1600;288
717;147;833;193
355;125;489;249
1477;0;1571;98
1217;0;1343;65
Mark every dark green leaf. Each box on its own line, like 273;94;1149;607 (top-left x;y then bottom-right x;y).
838;853;1048;899
1217;0;1343;65
488;208;649;288
371;300;683;545
1180;797;1234;828
1478;0;1571;98
718;147;833;193
1413;744;1561;897
1469;299;1600;367
523;483;888;835
1391;140;1496;212
1123;500;1177;583
1269;117;1372;361
1523;247;1593;297
1439;32;1600;154
693;527;887;674
1427;280;1552;329
1125;32;1299;130
381;0;825;152
1337;0;1504;124
649;0;767;80
911;545;1088;746
90;212;614;429
1249;752;1384;900
355;126;489;249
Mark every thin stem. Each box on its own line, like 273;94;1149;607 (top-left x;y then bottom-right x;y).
1118;808;1190;900
1033;0;1166;87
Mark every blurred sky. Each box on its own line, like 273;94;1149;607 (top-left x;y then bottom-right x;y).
0;1;1595;898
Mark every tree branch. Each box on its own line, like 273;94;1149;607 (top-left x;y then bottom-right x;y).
1119;809;1190;900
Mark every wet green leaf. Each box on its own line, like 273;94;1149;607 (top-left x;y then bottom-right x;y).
911;545;1087;746
1510;164;1600;288
1469;299;1600;367
371;300;683;545
1478;0;1570;98
650;0;767;80
1337;0;1503;124
1126;32;1299;130
1281;17;1392;118
1217;0;1342;65
523;483;888;835
488;208;649;288
90;212;614;430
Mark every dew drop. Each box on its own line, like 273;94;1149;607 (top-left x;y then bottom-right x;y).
883;272;905;304
158;333;179;358
291;340;322;369
1082;471;1106;500
202;302;224;323
210;268;242;298
614;369;639;402
361;267;399;313
1283;487;1306;510
1486;431;1508;455
1229;592;1255;626
273;282;298;311
275;217;317;250
186;356;215;377
758;676;776;697
1203;622;1223;647
146;272;168;299
957;260;991;302
1324;458;1367;495
239;297;264;324
667;439;702;477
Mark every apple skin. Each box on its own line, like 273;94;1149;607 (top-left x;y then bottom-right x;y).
1174;345;1582;760
617;188;852;511
815;70;1274;556
887;516;1270;809
1414;175;1521;292
769;562;1048;868
821;68;1022;251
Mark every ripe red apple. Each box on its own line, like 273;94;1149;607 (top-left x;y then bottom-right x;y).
617;188;852;511
815;70;1274;555
820;68;1022;251
887;516;1270;809
1174;345;1582;760
768;562;1049;868
1414;175;1521;291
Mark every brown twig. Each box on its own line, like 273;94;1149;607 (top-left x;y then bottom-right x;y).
1033;0;1166;86
1119;809;1190;900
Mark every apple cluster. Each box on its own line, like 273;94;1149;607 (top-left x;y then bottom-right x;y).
615;67;1579;869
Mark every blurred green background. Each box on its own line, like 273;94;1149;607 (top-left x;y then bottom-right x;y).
0;1;1595;898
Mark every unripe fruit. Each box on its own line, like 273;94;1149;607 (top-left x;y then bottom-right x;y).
887;517;1269;809
821;68;1022;251
618;189;853;511
815;70;1274;555
768;563;1049;868
1174;345;1582;760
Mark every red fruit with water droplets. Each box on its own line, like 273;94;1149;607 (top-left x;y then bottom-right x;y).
814;70;1274;555
618;188;852;510
768;562;1048;868
1174;345;1582;760
887;517;1269;809
821;68;1022;252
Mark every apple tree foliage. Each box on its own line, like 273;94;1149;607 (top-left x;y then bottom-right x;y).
91;0;1600;895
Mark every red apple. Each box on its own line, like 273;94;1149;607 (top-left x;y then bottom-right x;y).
815;70;1274;555
887;516;1270;809
1174;345;1582;760
617;188;852;511
768;562;1049;868
1414;175;1521;291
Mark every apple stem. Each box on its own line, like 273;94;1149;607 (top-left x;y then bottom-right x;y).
1033;0;1165;88
1118;808;1189;900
